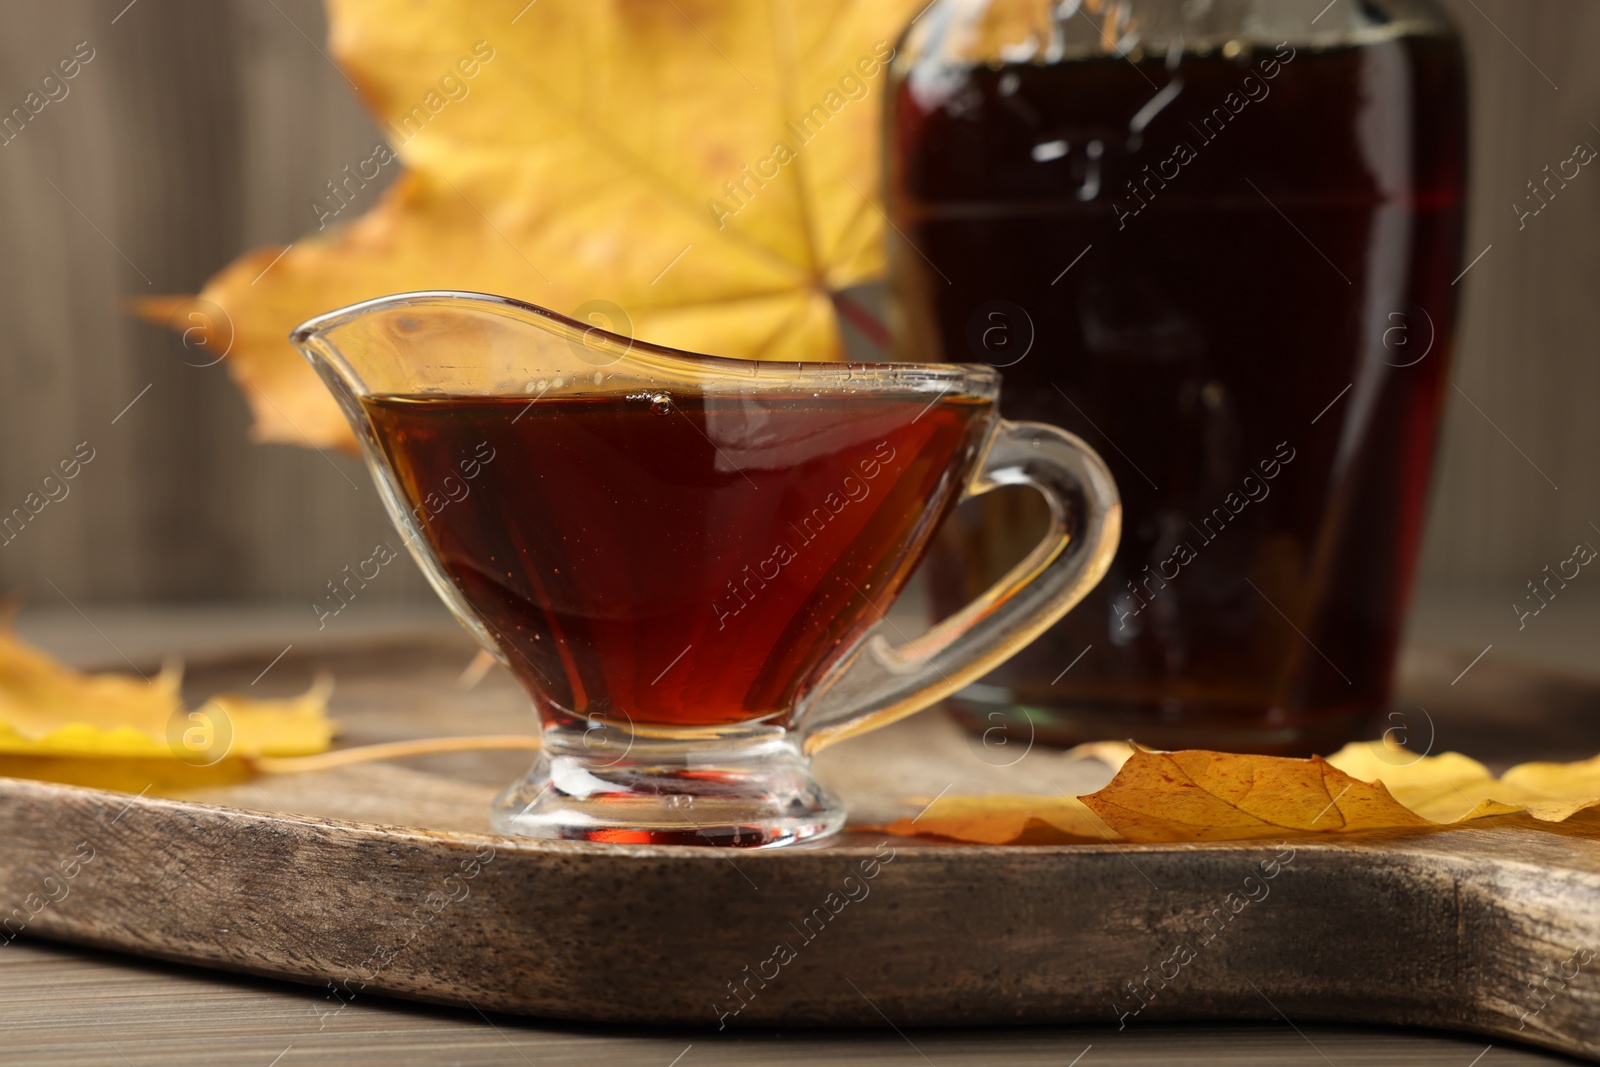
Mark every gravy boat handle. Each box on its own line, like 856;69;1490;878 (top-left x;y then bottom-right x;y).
798;419;1121;754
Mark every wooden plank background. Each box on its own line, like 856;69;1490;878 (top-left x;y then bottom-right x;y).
0;0;1594;605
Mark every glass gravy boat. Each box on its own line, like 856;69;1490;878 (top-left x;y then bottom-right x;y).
293;291;1119;847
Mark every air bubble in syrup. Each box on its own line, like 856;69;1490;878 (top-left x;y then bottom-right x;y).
649;392;673;416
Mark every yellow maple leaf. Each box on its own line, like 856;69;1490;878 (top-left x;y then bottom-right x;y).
0;621;333;770
883;793;1120;845
876;743;1600;846
0;757;255;794
137;0;921;449
1327;741;1600;824
1078;748;1432;843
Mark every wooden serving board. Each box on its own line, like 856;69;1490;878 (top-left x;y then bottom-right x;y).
3;634;1599;1060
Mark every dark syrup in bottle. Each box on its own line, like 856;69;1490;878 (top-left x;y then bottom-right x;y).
890;31;1466;753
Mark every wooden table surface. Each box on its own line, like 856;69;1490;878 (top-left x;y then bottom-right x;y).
5;589;1596;1066
0;937;1572;1067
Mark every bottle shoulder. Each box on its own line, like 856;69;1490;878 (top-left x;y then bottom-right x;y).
893;0;1460;72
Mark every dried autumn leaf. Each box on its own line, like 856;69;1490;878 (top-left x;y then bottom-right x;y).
1079;748;1432;843
0;756;254;794
883;793;1120;845
137;0;922;449
1327;741;1600;824
881;743;1600;847
1500;756;1600;819
0;621;333;765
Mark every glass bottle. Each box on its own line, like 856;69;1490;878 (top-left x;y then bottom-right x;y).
887;0;1468;754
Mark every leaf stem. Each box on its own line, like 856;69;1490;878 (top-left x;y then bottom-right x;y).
250;734;541;775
